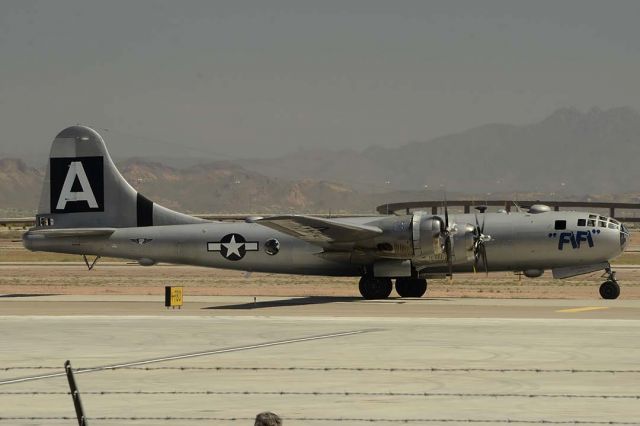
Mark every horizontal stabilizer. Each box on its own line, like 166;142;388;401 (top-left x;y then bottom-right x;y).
27;228;116;238
256;215;382;244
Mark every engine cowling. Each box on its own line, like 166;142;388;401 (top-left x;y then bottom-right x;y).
412;212;445;260
451;223;476;265
412;212;476;265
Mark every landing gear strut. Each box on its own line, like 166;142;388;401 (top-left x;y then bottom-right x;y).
395;278;428;298
600;268;620;300
358;275;393;300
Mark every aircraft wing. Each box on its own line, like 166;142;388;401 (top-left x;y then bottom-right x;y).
256;215;382;244
27;228;116;238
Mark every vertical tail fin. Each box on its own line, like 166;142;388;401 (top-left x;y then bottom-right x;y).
36;125;204;229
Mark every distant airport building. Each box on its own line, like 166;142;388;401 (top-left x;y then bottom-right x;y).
376;200;640;223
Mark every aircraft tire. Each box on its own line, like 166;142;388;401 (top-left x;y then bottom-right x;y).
599;280;620;300
359;276;393;300
395;278;427;298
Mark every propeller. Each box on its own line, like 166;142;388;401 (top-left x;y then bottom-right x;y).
472;213;492;275
441;195;454;280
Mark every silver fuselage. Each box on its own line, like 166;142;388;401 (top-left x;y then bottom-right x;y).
23;210;627;277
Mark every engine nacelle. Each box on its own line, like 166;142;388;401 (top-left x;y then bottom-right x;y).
412;212;444;260
412;212;476;265
451;223;476;265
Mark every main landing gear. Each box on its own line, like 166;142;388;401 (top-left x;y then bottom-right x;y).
599;268;620;300
358;276;428;300
395;277;428;298
358;276;393;300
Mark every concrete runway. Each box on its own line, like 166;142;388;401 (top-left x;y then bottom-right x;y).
1;296;640;425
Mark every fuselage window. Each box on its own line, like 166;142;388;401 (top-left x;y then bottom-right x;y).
577;219;586;227
554;220;567;230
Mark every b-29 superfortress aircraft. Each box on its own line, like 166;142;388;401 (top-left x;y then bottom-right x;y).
23;126;630;299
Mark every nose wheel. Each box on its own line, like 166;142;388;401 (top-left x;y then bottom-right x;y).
600;268;620;300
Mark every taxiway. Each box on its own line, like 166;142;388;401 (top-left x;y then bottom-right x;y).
1;295;639;425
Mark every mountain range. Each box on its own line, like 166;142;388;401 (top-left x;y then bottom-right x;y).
239;106;640;194
1;107;640;215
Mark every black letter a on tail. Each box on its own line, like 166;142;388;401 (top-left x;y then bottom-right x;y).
50;156;104;213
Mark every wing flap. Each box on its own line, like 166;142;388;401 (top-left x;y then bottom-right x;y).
256;215;381;244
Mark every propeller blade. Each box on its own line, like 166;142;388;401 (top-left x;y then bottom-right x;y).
446;237;453;280
473;242;479;273
444;198;449;229
481;244;489;276
474;213;480;237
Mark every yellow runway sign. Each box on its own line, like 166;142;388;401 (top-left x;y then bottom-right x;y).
165;286;183;309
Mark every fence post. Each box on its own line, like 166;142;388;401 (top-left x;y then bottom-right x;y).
65;360;88;426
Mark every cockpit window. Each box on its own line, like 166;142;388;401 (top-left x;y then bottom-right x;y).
610;218;620;225
577;219;586;226
587;219;595;227
599;216;607;221
598;221;607;228
554;220;567;230
608;223;619;230
589;214;597;219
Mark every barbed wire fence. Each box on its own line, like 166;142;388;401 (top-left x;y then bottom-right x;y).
4;366;640;374
1;329;638;425
1;416;639;425
2;362;639;424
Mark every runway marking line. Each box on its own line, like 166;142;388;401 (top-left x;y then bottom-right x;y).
556;306;609;313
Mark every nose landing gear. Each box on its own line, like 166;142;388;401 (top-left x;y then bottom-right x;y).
600;268;620;300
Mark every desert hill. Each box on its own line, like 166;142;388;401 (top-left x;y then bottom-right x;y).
0;159;374;215
239;107;640;194
2;106;640;216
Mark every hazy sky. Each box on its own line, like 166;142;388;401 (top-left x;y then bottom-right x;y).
2;0;640;160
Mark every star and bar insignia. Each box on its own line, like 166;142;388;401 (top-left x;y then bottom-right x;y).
207;233;259;261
